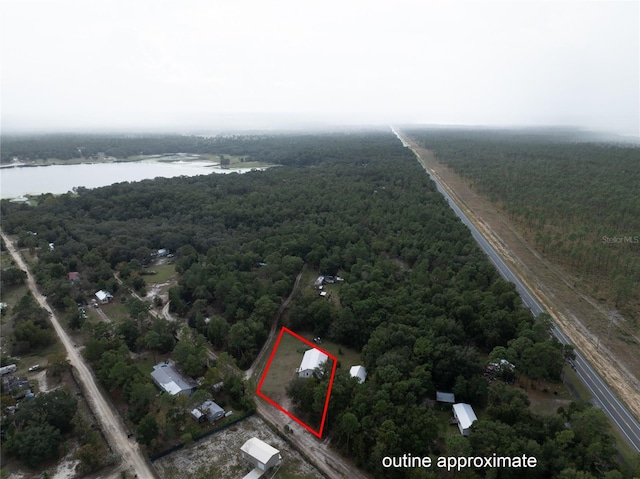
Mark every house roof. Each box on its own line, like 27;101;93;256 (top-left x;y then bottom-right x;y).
151;362;197;395
241;437;280;464
95;290;112;301
436;391;456;403
453;403;477;430
300;348;328;372
349;365;367;383
68;272;80;281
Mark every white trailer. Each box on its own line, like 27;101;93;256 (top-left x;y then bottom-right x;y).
0;364;17;376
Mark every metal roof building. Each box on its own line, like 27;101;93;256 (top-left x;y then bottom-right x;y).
349;365;367;383
453;403;477;436
151;362;197;396
241;437;281;476
297;348;328;378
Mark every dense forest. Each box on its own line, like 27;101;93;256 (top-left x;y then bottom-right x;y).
1;131;636;477
406;128;640;318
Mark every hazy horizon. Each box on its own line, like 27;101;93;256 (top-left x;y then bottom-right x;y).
2;1;638;136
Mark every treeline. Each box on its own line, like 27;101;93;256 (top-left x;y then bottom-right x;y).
406;128;640;317
0;131;634;477
1;129;390;165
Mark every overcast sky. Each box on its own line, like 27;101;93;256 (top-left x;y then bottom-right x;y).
1;0;638;134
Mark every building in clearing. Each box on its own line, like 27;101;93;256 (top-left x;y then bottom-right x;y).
95;290;113;304
240;437;281;477
150;362;197;396
453;403;477;436
297;348;328;378
349;365;367;383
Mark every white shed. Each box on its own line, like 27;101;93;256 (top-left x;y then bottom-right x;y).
297;348;328;378
453;403;477;436
349;365;367;383
241;437;281;473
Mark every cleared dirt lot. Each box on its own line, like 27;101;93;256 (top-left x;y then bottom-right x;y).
153;415;324;479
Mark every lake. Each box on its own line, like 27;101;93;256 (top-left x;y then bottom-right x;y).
0;157;261;199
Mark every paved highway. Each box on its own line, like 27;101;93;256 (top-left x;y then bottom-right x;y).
391;127;640;453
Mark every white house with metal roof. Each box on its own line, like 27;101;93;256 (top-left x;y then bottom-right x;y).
151;362;197;396
349;365;367;383
240;437;281;478
95;290;113;304
453;403;477;436
297;348;328;378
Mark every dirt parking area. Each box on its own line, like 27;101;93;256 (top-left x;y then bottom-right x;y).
153;415;324;479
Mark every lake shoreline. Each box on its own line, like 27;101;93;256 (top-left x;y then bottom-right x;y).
0;157;272;199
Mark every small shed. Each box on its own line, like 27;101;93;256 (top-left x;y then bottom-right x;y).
453;403;477;436
190;408;205;423
349;365;367;383
436;391;456;404
241;437;281;474
297;348;328;378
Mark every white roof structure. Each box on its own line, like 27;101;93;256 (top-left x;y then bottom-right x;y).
300;348;328;373
190;408;204;421
151;362;197;395
241;438;280;466
349;365;367;383
95;290;112;302
453;403;477;430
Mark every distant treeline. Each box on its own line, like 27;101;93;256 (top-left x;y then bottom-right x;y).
407;128;640;318
1;129;389;164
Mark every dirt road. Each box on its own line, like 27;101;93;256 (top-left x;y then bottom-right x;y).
245;268;372;478
1;230;158;479
256;398;371;479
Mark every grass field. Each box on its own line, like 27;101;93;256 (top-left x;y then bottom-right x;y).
259;329;314;403
100;302;130;322
143;262;177;284
258;328;362;404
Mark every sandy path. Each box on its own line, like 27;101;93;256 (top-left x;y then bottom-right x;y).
1;230;158;479
245;267;372;478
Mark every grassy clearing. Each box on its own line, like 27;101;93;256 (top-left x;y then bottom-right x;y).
259;330;309;402
259;328;362;402
0;284;29;310
100;302;130;323
295;331;361;371
11;342;65;376
143;263;177;284
518;376;573;416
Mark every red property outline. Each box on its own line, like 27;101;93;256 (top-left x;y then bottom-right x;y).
256;326;338;438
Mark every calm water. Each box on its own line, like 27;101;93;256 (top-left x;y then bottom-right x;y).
0;158;258;199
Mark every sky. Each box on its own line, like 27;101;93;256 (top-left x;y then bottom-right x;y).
1;0;638;134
